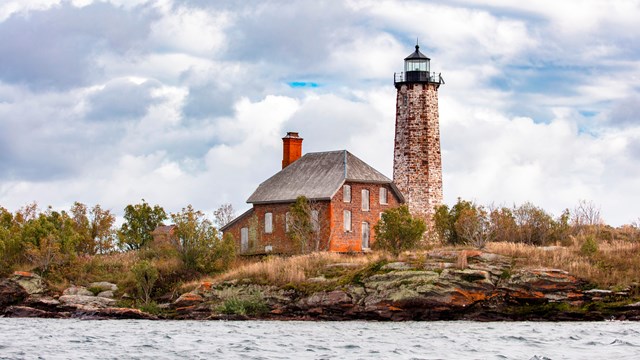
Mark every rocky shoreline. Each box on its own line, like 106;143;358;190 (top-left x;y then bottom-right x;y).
2;251;640;321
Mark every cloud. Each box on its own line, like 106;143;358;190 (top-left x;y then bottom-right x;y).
0;0;639;227
0;2;156;90
87;78;164;121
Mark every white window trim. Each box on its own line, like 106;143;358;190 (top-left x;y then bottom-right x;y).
311;210;320;232
343;210;351;232
361;221;370;249
265;212;273;234
285;212;290;232
240;227;249;253
362;189;370;211
343;184;351;203
379;187;388;205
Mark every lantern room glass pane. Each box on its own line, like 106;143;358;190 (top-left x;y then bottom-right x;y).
405;59;429;72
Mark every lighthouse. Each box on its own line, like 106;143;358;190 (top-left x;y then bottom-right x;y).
393;44;444;224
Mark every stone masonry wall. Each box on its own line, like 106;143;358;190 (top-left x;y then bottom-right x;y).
393;82;443;224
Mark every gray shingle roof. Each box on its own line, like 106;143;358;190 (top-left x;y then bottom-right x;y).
247;150;403;204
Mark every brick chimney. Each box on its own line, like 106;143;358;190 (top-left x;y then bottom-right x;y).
282;132;303;169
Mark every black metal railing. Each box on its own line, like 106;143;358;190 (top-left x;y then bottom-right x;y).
394;71;444;85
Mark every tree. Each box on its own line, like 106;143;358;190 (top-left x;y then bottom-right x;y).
132;260;158;305
90;205;116;254
213;203;235;229
455;206;491;249
70;202;116;255
512;202;554;245
374;205;426;256
119;200;167;251
171;205;220;272
24;234;64;275
433;198;475;245
488;206;518;243
572;200;603;235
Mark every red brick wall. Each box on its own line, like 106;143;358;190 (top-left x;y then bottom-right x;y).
223;182;402;254
223;202;331;255
328;182;402;252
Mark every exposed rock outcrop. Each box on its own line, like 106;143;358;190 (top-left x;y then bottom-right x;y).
10;271;45;295
4;250;640;321
0;278;28;310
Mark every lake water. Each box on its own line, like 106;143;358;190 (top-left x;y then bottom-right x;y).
1;319;639;359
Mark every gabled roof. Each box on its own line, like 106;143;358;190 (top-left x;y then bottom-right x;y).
246;150;404;204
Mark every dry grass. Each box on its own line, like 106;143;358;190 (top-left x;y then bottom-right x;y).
213;252;382;286
487;239;640;289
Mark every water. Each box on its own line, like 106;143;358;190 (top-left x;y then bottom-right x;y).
1;319;639;359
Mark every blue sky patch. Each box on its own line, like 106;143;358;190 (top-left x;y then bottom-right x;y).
288;81;319;88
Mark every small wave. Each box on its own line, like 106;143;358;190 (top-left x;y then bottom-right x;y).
529;356;552;360
610;339;637;346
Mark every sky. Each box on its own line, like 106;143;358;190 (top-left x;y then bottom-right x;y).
0;0;638;226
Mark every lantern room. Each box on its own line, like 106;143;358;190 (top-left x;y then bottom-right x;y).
404;44;430;73
394;43;444;87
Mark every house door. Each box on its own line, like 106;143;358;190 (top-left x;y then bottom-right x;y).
361;222;370;250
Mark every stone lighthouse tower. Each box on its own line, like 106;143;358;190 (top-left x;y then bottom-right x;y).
393;44;444;223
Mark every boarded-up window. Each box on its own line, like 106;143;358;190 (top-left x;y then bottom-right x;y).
362;189;370;211
265;212;273;233
240;227;249;253
343;185;351;202
361;222;370;249
311;210;320;232
285;212;291;232
379;187;388;205
344;210;351;232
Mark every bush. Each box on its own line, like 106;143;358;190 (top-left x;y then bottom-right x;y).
132;260;158;305
374;205;426;256
217;293;268;316
433;198;474;245
580;236;599;256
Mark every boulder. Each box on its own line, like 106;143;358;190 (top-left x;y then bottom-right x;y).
10;271;45;295
24;296;60;311
63;286;94;296
302;290;352;307
381;262;414;271
88;282;118;292
502;268;584;303
75;307;158;320
58;295;116;309
97;291;114;298
0;278;28;310
3;305;67;318
173;293;204;308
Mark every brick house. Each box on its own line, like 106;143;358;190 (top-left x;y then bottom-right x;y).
221;132;404;254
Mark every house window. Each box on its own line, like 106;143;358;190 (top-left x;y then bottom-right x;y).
285;212;291;232
265;212;273;233
343;184;351;202
311;210;320;232
343;210;351;232
362;189;370;211
361;222;370;249
379;187;388;205
240;227;249;253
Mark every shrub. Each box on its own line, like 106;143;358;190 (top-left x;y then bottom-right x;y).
132;260;158;305
217;293;268;316
580;236;599;256
374;205;426;256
